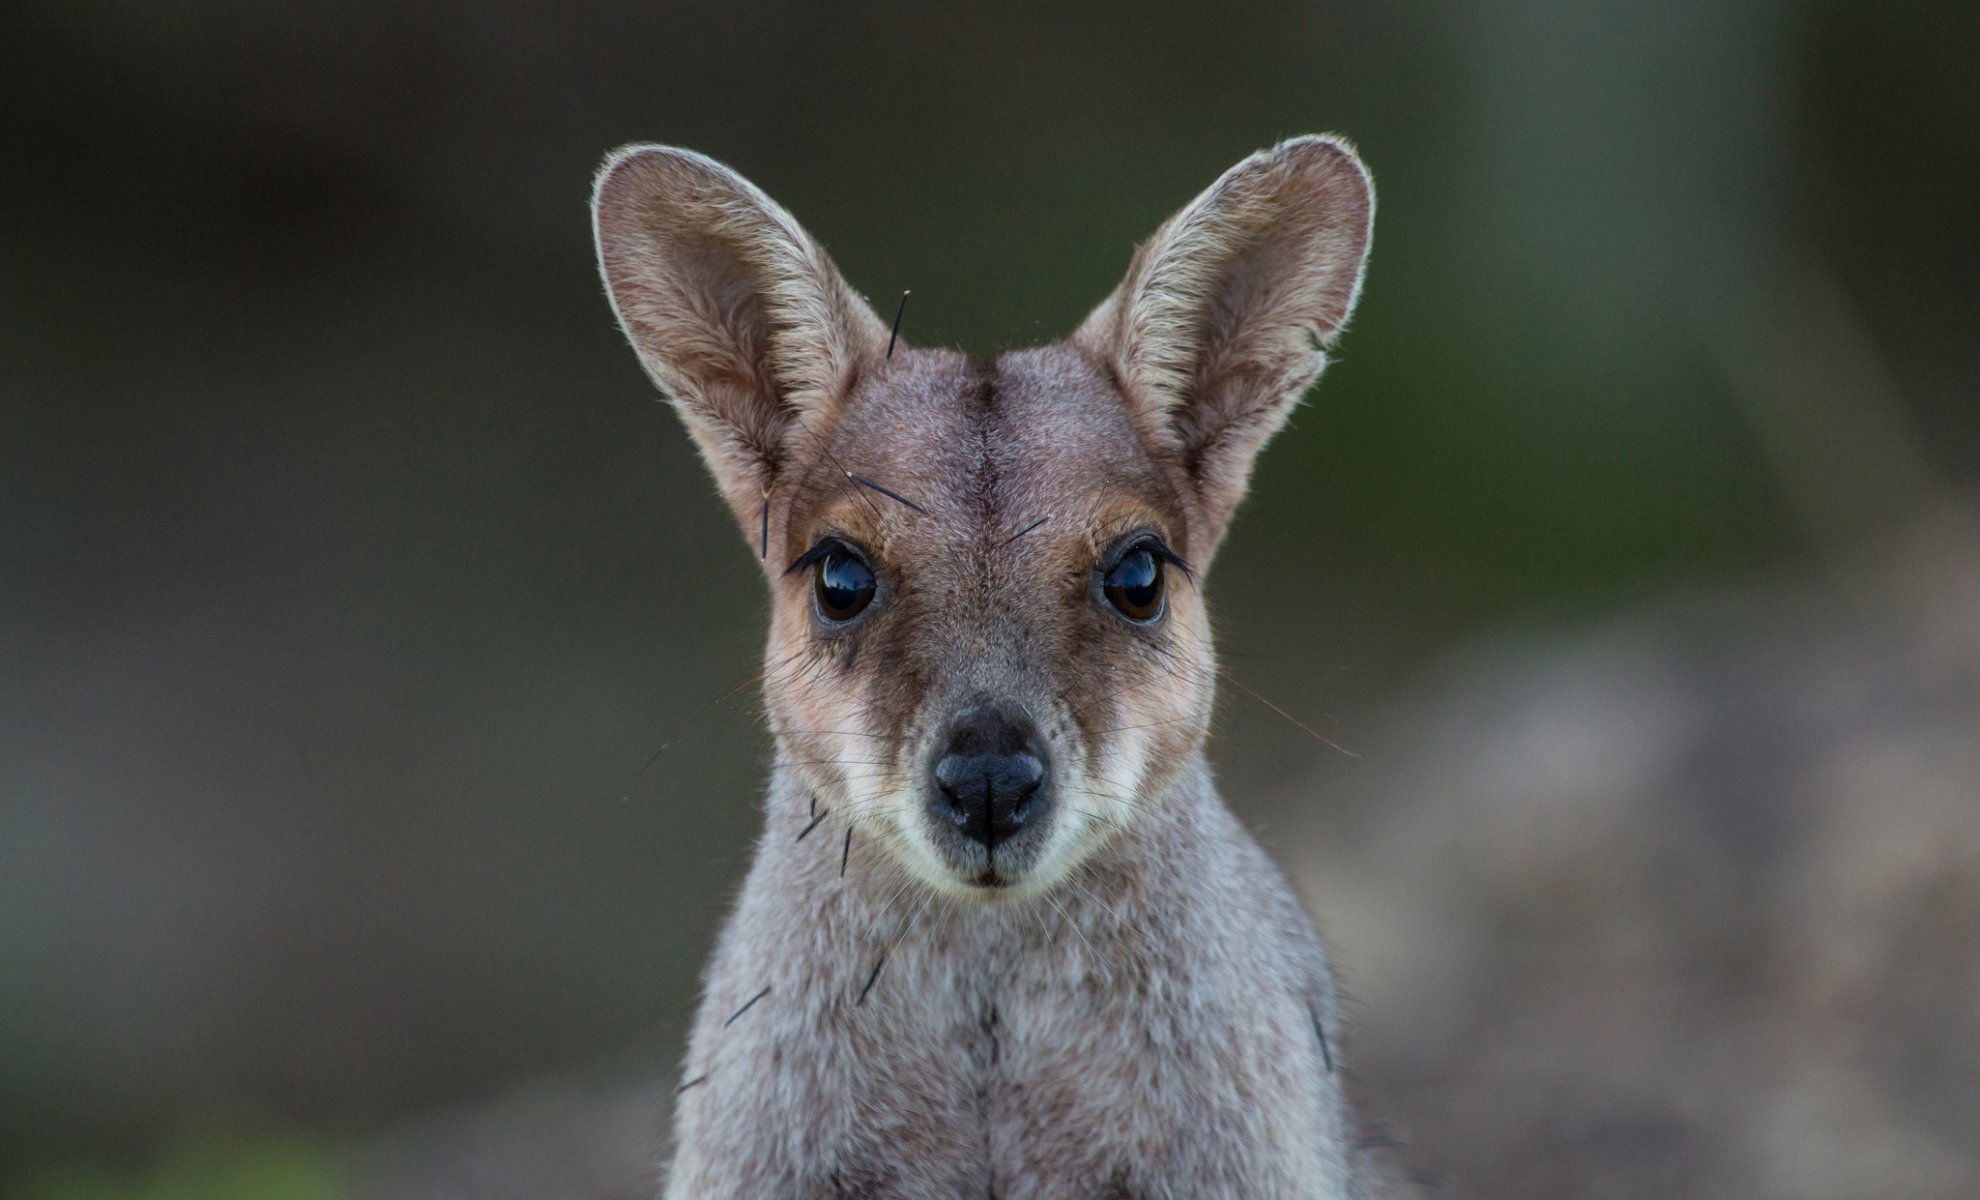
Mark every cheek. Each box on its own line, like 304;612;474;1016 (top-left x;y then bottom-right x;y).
782;677;896;789
762;601;926;820
1098;673;1207;791
1071;609;1216;803
1146;589;1217;713
763;616;879;770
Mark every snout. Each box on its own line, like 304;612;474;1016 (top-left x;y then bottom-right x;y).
929;704;1050;858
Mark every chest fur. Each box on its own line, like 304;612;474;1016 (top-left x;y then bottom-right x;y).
666;831;1347;1199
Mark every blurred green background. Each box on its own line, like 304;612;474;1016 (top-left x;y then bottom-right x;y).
2;0;1975;1194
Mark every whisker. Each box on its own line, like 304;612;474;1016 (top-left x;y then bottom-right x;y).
1002;515;1050;547
1083;715;1200;737
855;883;938;1013
855;886;937;1009
899;885;937;939
724;985;771;1027
1308;1001;1335;1072
1019;890;1057;945
855;952;887;1006
886;289;909;359
1064;873;1158;958
617;741;672;801
848;473;928;514
714;647;807;708
793;415;888;527
1218;668;1360;758
782;758;900;769
1058;784;1153;814
1045;891;1097;959
860;875;920;947
780;729;908;741
796;810;829;842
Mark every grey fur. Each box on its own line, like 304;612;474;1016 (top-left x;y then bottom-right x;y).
669;762;1360;1198
593;138;1403;1199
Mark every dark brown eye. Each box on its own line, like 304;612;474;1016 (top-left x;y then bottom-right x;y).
814;547;876;623
1103;547;1164;622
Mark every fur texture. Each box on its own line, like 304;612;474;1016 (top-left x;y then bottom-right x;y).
592;146;889;531
1075;137;1374;543
592;138;1390;1199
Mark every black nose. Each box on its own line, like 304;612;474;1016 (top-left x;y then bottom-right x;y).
932;706;1048;851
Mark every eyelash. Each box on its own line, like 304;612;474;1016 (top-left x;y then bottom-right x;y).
1108;535;1192;580
786;537;860;577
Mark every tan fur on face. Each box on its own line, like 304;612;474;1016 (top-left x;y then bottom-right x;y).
593;139;1397;1199
741;345;1223;900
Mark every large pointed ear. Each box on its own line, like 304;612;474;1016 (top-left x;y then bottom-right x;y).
592;145;889;537
1074;136;1374;548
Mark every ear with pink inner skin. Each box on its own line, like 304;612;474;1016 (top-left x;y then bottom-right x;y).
1076;136;1375;550
592;146;888;540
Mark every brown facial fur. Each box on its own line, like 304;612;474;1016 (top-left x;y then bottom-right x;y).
764;344;1214;896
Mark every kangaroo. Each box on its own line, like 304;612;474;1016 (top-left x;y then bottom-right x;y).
593;137;1399;1199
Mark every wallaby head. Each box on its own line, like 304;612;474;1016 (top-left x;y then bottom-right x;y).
593;139;1372;901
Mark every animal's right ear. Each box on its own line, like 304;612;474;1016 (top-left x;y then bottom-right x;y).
592;146;888;538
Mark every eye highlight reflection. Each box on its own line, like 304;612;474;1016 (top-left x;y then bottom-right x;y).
1103;545;1165;622
813;545;876;623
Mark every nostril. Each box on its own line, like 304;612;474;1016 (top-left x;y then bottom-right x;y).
932;756;974;812
1003;754;1045;800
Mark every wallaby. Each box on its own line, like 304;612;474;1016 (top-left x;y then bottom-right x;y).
593;137;1403;1199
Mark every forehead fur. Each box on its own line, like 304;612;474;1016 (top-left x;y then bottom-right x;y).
781;343;1190;563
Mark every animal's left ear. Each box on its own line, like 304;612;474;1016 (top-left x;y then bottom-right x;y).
1075;136;1374;549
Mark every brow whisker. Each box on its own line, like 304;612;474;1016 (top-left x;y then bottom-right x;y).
791;414;889;527
848;473;928;514
1002;515;1051;547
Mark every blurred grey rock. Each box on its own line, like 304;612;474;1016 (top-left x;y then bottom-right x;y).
346;1077;665;1200
1293;506;1980;1200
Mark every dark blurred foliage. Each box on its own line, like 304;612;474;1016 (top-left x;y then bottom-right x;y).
1;0;1974;1194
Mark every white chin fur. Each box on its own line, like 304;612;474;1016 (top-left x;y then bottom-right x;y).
872;736;1156;903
